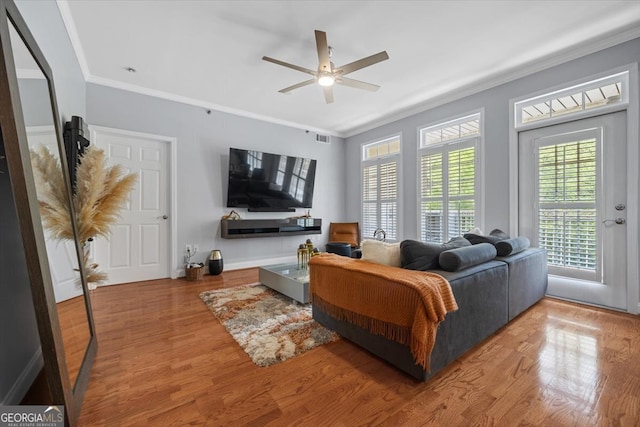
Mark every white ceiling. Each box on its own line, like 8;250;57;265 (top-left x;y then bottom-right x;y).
58;1;640;137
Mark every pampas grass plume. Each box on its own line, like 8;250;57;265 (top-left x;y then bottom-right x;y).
31;145;136;284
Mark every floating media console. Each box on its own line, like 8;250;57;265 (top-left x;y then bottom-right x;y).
221;218;322;239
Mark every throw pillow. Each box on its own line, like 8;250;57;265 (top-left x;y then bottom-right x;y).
489;228;510;240
495;236;530;257
463;228;510;245
400;237;471;271
361;239;402;267
439;243;497;272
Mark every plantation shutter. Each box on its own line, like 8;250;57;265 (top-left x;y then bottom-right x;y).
420;152;444;242
379;161;398;240
419;142;475;243
447;146;475;240
361;161;398;240
362;164;378;240
537;139;597;273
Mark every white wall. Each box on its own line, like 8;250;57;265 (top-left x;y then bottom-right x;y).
345;37;640;307
86;84;346;272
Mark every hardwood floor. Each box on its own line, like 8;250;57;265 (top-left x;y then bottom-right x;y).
76;269;640;426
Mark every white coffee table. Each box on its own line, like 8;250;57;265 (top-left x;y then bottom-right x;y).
258;263;310;303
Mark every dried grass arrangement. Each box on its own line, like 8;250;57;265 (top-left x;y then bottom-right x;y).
30;145;137;284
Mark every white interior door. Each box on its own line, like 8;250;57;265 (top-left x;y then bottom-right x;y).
27;126;82;302
519;112;627;310
92;127;171;285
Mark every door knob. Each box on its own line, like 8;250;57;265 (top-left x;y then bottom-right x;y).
158;214;168;220
602;218;625;225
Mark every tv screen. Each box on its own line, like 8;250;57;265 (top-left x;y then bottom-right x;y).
226;147;317;211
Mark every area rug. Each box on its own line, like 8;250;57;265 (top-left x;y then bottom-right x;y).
199;283;339;367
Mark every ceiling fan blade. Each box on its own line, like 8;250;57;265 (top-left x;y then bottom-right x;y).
336;76;380;92
262;56;317;76
334;51;389;76
323;86;334;104
278;78;316;94
315;30;331;73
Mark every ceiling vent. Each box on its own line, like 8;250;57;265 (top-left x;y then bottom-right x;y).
315;133;331;144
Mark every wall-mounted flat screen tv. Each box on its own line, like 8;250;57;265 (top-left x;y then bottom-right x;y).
226;147;317;211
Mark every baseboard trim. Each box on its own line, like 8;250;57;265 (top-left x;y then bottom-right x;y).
0;347;43;405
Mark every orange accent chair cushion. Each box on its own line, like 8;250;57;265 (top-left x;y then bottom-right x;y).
329;222;360;248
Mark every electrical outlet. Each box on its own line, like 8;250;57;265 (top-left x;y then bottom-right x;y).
185;244;192;254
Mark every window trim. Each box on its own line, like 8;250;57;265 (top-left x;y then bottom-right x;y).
513;68;630;132
360;133;402;242
416;109;484;242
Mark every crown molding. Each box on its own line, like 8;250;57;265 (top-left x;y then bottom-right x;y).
56;0;90;80
343;25;640;138
86;75;338;137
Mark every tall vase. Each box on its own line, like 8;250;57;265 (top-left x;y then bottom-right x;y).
208;249;223;275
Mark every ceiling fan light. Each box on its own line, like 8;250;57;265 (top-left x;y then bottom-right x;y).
318;74;335;87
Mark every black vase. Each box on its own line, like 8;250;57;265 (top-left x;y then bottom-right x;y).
208;250;223;275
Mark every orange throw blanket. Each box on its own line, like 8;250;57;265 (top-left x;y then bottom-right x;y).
309;253;458;371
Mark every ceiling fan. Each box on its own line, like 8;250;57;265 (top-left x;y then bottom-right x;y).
262;30;389;104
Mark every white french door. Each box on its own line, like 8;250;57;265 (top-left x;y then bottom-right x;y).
91;127;172;285
519;112;627;310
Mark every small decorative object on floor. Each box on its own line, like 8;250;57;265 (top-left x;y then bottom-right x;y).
208;249;223;275
185;264;205;281
185;245;204;280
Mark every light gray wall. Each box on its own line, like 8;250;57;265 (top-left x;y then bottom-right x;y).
86;84;346;271
345;37;640;239
0;0;86;404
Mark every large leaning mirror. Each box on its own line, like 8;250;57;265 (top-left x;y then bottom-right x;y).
0;0;96;425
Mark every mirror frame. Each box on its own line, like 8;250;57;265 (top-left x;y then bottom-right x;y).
0;0;96;425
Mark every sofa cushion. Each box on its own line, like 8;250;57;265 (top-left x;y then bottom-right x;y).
495;236;530;257
463;228;510;245
400;237;470;271
439;243;497;272
361;239;401;267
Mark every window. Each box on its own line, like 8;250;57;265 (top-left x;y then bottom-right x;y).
361;136;400;241
515;71;628;127
419;113;481;243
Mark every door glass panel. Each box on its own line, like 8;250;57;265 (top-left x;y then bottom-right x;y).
537;139;598;279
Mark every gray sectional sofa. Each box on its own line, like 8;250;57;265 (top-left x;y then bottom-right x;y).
311;247;547;381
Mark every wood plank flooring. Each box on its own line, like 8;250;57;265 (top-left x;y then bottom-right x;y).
76;269;640;426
